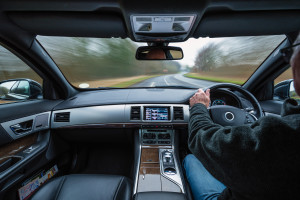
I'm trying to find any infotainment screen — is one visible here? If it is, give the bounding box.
[144,107,170,121]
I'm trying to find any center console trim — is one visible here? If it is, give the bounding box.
[134,127,185,194]
[159,148,185,193]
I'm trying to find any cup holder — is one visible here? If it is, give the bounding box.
[164,167,176,175]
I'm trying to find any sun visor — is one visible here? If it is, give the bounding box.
[194,10,300,38]
[7,12,127,38]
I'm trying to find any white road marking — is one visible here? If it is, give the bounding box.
[164,76,170,85]
[150,82,155,87]
[173,74,209,88]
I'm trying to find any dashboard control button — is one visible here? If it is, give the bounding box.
[143,133,156,139]
[144,140,156,144]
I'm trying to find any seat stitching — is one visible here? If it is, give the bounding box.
[113,176,125,200]
[54,176,66,200]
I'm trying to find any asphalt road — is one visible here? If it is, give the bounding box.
[131,74,217,88]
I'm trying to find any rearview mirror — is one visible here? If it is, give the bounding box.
[136,46,183,60]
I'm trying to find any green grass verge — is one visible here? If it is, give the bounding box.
[184,73,244,85]
[111,75,161,88]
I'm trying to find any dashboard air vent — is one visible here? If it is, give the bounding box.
[131,106,141,120]
[173,107,184,120]
[54,112,70,122]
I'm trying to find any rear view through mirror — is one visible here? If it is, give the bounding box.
[136,46,183,60]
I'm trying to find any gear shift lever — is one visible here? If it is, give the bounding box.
[162,150,176,175]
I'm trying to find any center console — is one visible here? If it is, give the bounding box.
[134,124,186,196]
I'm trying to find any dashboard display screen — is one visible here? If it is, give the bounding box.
[144,107,169,121]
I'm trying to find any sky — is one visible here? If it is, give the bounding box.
[171,38,221,67]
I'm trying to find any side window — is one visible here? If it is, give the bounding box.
[0,45,43,104]
[274,67,299,102]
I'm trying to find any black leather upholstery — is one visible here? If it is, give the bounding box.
[134,192,186,200]
[30,174,132,200]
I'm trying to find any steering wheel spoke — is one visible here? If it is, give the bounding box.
[209,105,248,126]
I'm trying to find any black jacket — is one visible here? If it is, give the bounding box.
[188,99,300,200]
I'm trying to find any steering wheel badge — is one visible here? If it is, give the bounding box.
[225,112,234,121]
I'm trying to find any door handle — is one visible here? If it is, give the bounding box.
[10,120,33,135]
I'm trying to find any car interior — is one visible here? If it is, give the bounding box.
[0,0,299,200]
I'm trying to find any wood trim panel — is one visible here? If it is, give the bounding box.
[139,148,160,175]
[0,133,37,164]
[141,148,159,163]
[139,163,160,174]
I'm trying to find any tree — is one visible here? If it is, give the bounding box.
[193,42,221,72]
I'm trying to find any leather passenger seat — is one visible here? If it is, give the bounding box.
[29,174,132,200]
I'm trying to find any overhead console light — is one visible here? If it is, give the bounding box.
[132,15,195,33]
[131,15,196,42]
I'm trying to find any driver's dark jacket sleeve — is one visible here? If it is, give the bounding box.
[188,99,300,200]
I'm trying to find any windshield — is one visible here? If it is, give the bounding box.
[37,35,286,89]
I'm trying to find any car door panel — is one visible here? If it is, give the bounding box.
[0,100,62,122]
[0,130,51,196]
[0,126,13,146]
[0,133,37,172]
[0,100,63,198]
[1,112,50,140]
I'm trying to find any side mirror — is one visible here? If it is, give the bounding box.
[29,82,43,99]
[136,46,183,60]
[0,81,15,96]
[0,80,18,100]
[0,79,42,101]
[289,81,300,102]
[274,79,293,100]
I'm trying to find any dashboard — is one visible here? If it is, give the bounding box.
[51,104,190,129]
[0,88,257,140]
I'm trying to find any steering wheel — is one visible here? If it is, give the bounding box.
[205,83,263,126]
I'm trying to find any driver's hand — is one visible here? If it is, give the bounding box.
[190,89,210,108]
